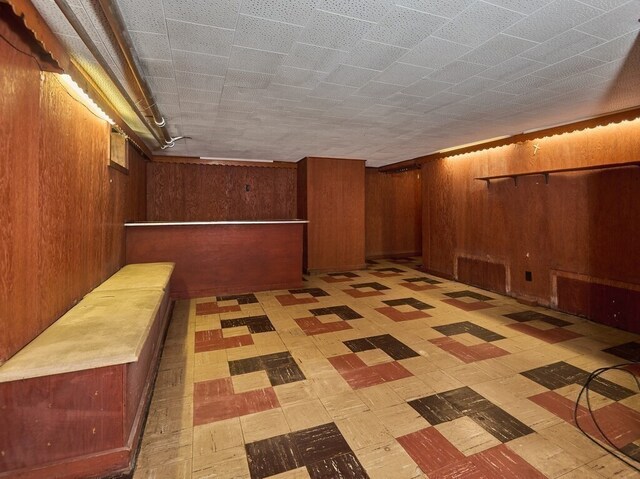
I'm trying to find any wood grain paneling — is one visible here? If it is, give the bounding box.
[126,224,304,298]
[147,162,296,221]
[365,168,421,258]
[298,157,366,273]
[422,118,640,329]
[0,11,145,363]
[125,144,147,222]
[457,257,507,294]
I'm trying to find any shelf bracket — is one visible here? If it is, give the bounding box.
[481,178,491,187]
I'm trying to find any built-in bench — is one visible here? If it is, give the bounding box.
[0,262,175,479]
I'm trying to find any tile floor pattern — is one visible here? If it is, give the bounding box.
[133,258,640,479]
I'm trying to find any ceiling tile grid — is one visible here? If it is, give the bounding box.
[31,0,640,164]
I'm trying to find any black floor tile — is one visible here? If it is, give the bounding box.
[383,297,434,311]
[440,387,493,415]
[468,406,534,442]
[246,434,302,479]
[217,293,259,305]
[221,315,275,333]
[289,288,330,297]
[620,443,640,461]
[503,310,572,327]
[292,423,351,464]
[445,290,494,301]
[307,452,370,479]
[229,356,264,376]
[603,342,640,362]
[344,338,377,353]
[266,363,307,386]
[310,305,363,320]
[375,267,405,273]
[408,394,463,425]
[368,334,420,360]
[588,376,636,401]
[433,321,504,342]
[405,276,442,285]
[350,282,390,291]
[328,272,359,278]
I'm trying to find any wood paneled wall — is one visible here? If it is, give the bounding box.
[365,168,421,258]
[298,157,366,273]
[0,11,146,363]
[125,145,148,222]
[422,118,640,326]
[147,161,296,221]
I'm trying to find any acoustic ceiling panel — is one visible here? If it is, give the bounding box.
[32,0,640,165]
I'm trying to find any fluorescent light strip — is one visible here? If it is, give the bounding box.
[199,157,274,163]
[58,74,115,125]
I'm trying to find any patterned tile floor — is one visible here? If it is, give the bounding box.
[133,258,640,479]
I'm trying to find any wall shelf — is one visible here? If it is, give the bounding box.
[475,161,639,186]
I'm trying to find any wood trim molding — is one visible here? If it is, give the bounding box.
[152,156,297,168]
[380,107,640,172]
[2,0,70,71]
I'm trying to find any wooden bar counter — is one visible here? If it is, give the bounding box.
[125,221,307,298]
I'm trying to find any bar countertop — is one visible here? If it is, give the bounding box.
[125,220,309,226]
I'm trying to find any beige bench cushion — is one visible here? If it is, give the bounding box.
[91,262,174,292]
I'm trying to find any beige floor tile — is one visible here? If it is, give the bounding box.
[192,446,249,478]
[225,344,260,361]
[231,370,272,393]
[444,362,501,385]
[133,459,192,479]
[356,381,403,409]
[320,390,370,420]
[454,332,486,346]
[358,348,394,366]
[193,418,243,458]
[387,376,435,401]
[145,396,194,436]
[507,432,584,478]
[309,371,352,397]
[556,383,614,410]
[240,408,290,443]
[374,403,430,437]
[137,428,193,470]
[195,315,221,332]
[282,398,332,432]
[417,370,464,393]
[269,467,311,478]
[499,399,564,432]
[538,422,608,465]
[274,379,317,406]
[557,465,606,478]
[586,453,640,478]
[336,410,394,450]
[354,439,421,479]
[398,356,440,376]
[436,416,501,456]
[471,375,548,406]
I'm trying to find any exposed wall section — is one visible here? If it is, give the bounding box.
[365,168,421,258]
[422,118,640,331]
[147,161,297,221]
[0,11,145,363]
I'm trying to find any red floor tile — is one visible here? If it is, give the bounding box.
[341,367,384,389]
[401,282,439,292]
[320,276,354,283]
[528,391,589,425]
[295,316,353,336]
[194,377,235,398]
[344,289,384,298]
[276,294,319,306]
[371,361,413,382]
[194,395,239,425]
[442,298,495,312]
[471,444,545,478]
[371,271,403,278]
[429,459,487,479]
[375,306,430,322]
[430,337,480,363]
[397,427,465,475]
[237,388,280,416]
[195,329,254,352]
[507,323,582,344]
[468,342,510,361]
[196,302,241,315]
[329,353,369,373]
[579,401,640,448]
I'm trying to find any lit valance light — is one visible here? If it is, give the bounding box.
[58,73,115,125]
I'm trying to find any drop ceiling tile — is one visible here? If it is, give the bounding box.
[166,19,233,56]
[379,92,426,107]
[115,0,166,34]
[460,34,538,66]
[585,59,624,78]
[479,57,546,82]
[178,88,221,104]
[578,0,631,9]
[325,106,365,119]
[140,58,174,78]
[447,76,504,95]
[344,40,408,71]
[356,81,403,98]
[162,0,240,29]
[172,49,228,76]
[220,86,265,103]
[180,101,217,114]
[174,71,225,92]
[324,64,379,87]
[128,31,172,61]
[241,0,317,26]
[273,66,327,88]
[316,0,392,22]
[582,31,638,62]
[482,0,554,14]
[429,61,488,83]
[576,1,640,40]
[394,0,474,18]
[265,83,313,101]
[402,78,453,97]
[535,55,606,80]
[154,92,180,105]
[233,14,302,54]
[373,62,433,86]
[225,69,274,89]
[298,9,374,50]
[505,0,602,43]
[156,102,181,116]
[218,99,259,112]
[303,97,342,109]
[228,46,285,74]
[520,29,605,64]
[364,6,448,48]
[309,82,359,100]
[147,76,178,93]
[399,36,472,68]
[541,73,609,93]
[420,91,469,108]
[31,0,78,36]
[492,75,551,93]
[283,42,348,72]
[434,2,524,47]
